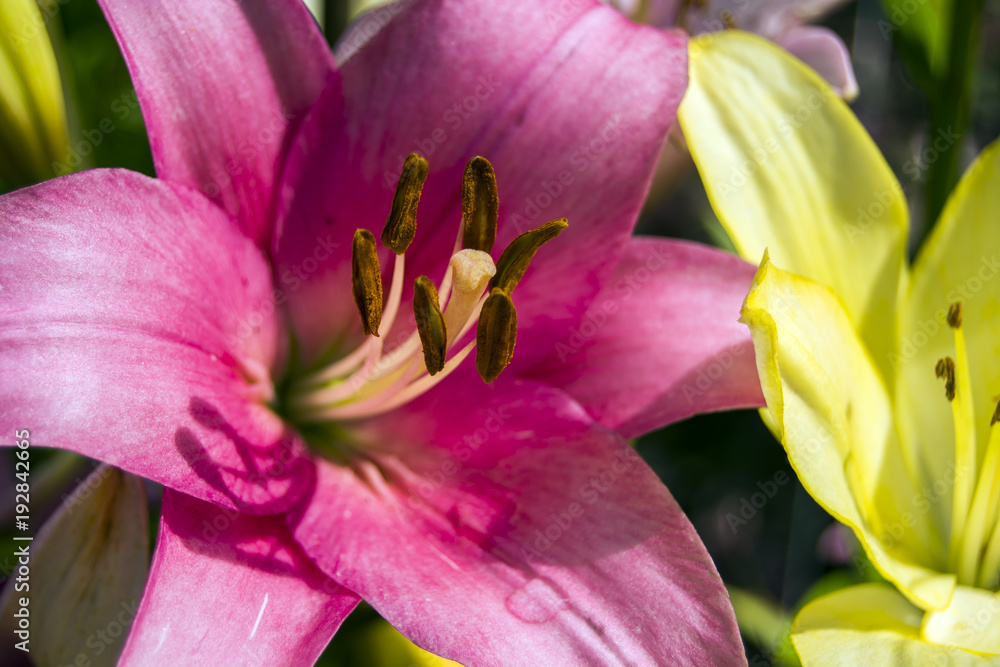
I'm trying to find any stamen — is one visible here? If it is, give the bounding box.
[936,357,956,401]
[289,156,567,430]
[366,251,495,385]
[351,229,383,337]
[329,340,476,420]
[940,308,978,575]
[979,413,1000,587]
[462,156,498,253]
[476,288,517,383]
[964,400,1000,587]
[299,253,405,391]
[383,153,428,254]
[489,218,568,294]
[948,302,963,329]
[413,276,447,376]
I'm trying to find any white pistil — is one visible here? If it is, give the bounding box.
[443,250,495,335]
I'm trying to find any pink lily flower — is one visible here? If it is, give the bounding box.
[0,0,763,664]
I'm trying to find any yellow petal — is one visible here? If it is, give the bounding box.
[741,257,954,609]
[792,584,991,666]
[0,0,69,186]
[897,138,1000,549]
[679,31,908,385]
[922,585,1000,655]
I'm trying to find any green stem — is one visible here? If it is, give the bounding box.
[920,0,983,246]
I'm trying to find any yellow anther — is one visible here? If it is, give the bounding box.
[413,276,447,375]
[489,218,568,294]
[383,153,428,254]
[351,229,383,337]
[462,156,499,253]
[476,288,517,383]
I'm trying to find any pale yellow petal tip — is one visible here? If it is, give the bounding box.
[738,248,773,323]
[841,79,860,104]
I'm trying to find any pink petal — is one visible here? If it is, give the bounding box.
[0,170,311,513]
[288,376,745,665]
[121,489,359,666]
[274,0,687,365]
[97,0,334,247]
[778,26,859,100]
[525,238,764,438]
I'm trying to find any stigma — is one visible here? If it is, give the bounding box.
[286,154,566,423]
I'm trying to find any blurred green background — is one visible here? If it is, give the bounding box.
[3,0,1000,664]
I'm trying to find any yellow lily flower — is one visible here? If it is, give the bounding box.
[678,31,1000,664]
[0,0,70,188]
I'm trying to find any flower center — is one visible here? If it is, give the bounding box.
[933,302,1000,590]
[282,154,566,424]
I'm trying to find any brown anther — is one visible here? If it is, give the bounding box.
[382,153,429,254]
[947,302,963,329]
[476,288,517,383]
[462,156,499,253]
[351,229,383,337]
[936,357,956,401]
[413,276,447,375]
[489,218,568,295]
[992,401,1000,426]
